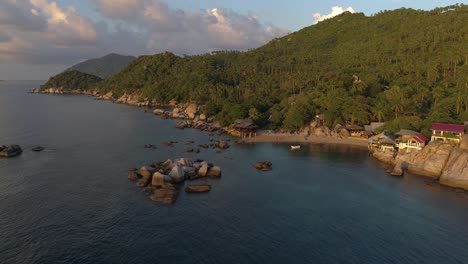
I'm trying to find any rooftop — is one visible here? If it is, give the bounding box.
[430,123,465,134]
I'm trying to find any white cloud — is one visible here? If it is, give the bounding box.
[0,0,289,70]
[313,6,355,24]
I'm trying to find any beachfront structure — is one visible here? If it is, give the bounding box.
[430,123,465,144]
[368,132,396,152]
[395,129,428,152]
[345,124,365,137]
[231,119,258,138]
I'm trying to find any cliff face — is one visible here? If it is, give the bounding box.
[395,143,454,178]
[440,148,468,189]
[439,136,468,189]
[371,136,468,190]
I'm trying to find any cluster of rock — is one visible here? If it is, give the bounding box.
[0,145,23,157]
[128,158,222,204]
[37,88,227,135]
[298,120,355,138]
[37,87,101,96]
[371,137,468,190]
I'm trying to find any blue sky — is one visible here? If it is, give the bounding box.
[56,0,463,30]
[0,0,465,80]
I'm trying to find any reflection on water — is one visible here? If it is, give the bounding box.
[1,81,468,264]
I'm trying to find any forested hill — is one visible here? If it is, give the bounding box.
[67,53,135,78]
[52,5,468,132]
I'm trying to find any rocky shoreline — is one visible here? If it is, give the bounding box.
[35,87,468,191]
[371,137,468,190]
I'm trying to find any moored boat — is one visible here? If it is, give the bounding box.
[290,145,301,150]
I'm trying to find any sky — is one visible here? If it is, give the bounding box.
[0,0,464,80]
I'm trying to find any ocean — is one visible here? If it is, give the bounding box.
[1,80,468,264]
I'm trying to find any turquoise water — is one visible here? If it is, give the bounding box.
[1,81,468,264]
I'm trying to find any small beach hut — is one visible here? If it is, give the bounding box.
[231,119,258,138]
[368,132,396,152]
[345,124,365,137]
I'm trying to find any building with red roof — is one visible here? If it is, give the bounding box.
[430,123,465,144]
[396,129,428,152]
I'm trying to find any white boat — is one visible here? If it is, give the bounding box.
[290,145,301,150]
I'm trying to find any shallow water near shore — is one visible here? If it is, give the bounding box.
[1,81,468,264]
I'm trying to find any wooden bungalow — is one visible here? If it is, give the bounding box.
[430,123,465,144]
[395,129,428,152]
[368,132,396,152]
[231,119,258,138]
[345,124,365,137]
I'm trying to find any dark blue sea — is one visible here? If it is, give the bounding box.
[1,80,468,264]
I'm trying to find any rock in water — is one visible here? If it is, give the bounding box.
[168,165,185,183]
[152,172,166,187]
[150,184,178,204]
[215,140,229,149]
[253,161,272,171]
[139,166,156,178]
[185,185,211,193]
[128,171,139,181]
[32,146,45,152]
[0,145,23,157]
[390,163,404,177]
[206,166,222,178]
[198,163,209,177]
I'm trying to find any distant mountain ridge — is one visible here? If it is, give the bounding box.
[67,53,135,78]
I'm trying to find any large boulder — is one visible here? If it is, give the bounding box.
[184,103,198,117]
[168,165,185,183]
[153,109,165,115]
[139,166,156,179]
[185,185,211,193]
[183,166,197,179]
[440,147,468,190]
[395,142,454,178]
[372,150,395,164]
[199,114,207,121]
[390,163,404,177]
[198,163,209,177]
[176,158,194,167]
[0,145,23,157]
[152,172,167,187]
[206,166,222,178]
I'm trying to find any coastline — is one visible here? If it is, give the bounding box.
[240,131,369,148]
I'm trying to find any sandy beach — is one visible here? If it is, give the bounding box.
[241,131,369,148]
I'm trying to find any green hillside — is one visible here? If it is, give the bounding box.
[52,5,468,132]
[67,53,135,78]
[41,70,102,90]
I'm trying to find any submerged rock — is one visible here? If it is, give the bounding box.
[185,185,211,193]
[150,184,178,204]
[253,161,272,171]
